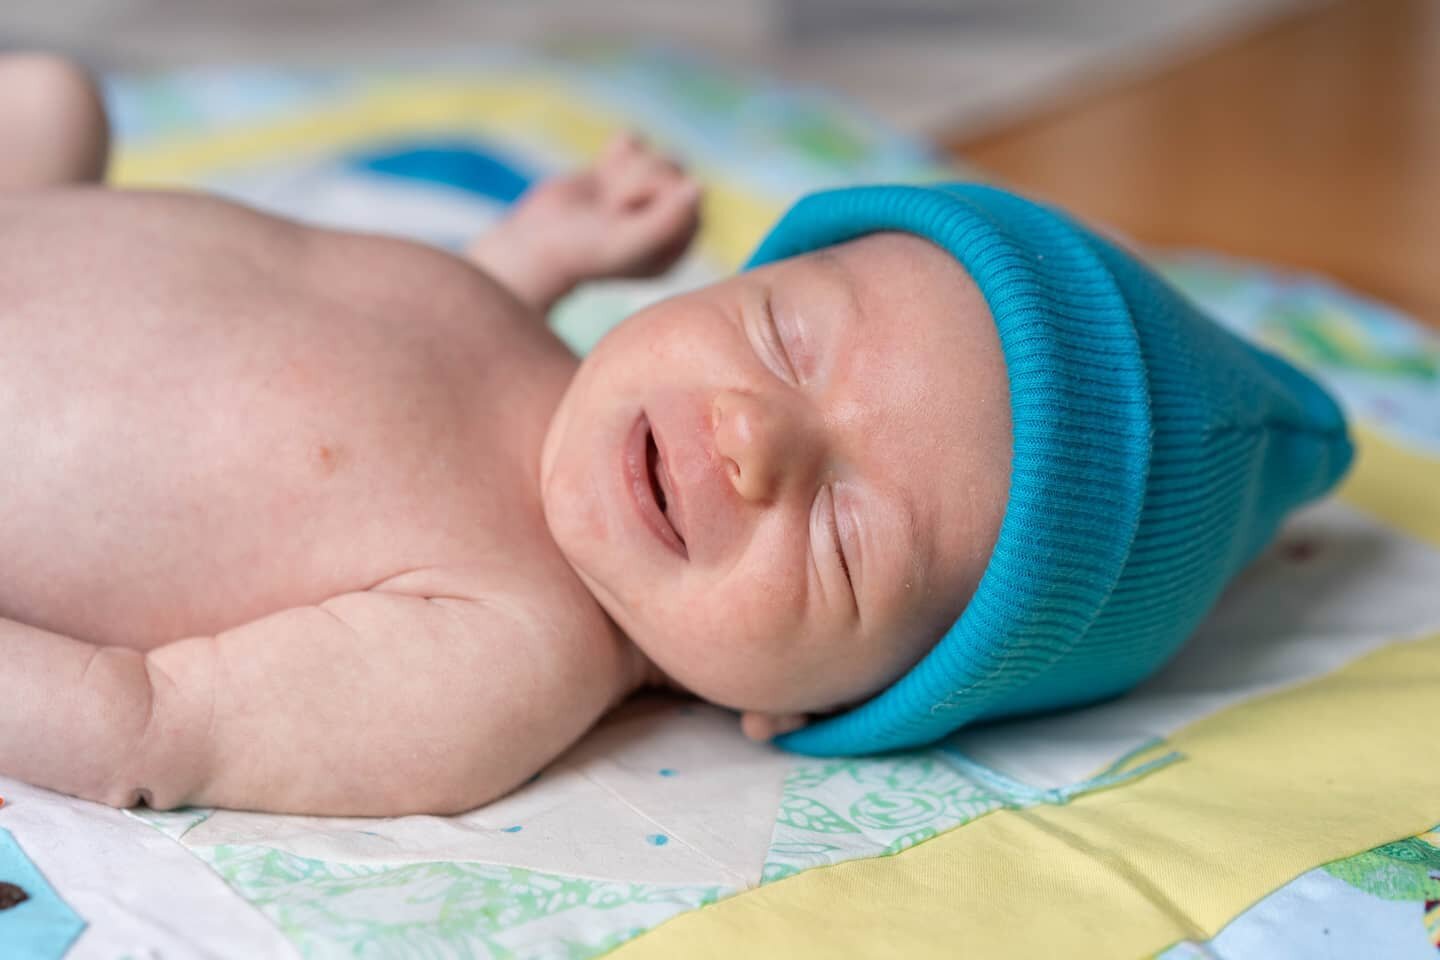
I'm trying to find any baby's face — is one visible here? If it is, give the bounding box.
[541,233,1011,719]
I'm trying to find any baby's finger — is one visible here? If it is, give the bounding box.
[599,129,644,168]
[600,130,684,178]
[610,178,702,275]
[740,711,810,742]
[603,147,687,212]
[656,151,685,179]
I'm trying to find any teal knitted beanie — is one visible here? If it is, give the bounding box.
[744,183,1353,757]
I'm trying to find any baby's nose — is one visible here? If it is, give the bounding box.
[712,390,815,503]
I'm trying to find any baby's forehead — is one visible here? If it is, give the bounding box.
[743,232,996,404]
[759,233,984,329]
[787,233,992,363]
[813,231,974,286]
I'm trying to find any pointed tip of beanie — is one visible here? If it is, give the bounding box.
[1249,342,1355,503]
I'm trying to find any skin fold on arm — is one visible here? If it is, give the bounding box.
[0,589,642,816]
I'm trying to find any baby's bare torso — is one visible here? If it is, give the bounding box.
[0,188,582,648]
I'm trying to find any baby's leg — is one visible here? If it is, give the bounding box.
[0,53,110,188]
[468,132,700,314]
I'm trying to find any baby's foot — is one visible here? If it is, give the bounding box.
[469,132,701,312]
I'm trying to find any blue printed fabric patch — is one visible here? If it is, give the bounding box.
[0,829,86,960]
[349,139,535,203]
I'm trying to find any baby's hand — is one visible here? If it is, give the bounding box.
[469,132,701,312]
[542,132,701,281]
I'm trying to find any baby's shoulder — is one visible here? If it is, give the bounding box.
[299,219,536,329]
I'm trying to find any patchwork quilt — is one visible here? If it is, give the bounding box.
[1,46,1437,960]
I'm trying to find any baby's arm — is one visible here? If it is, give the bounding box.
[0,53,109,188]
[467,133,700,315]
[0,590,636,815]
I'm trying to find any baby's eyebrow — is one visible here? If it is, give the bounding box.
[895,493,927,598]
[808,249,867,336]
[811,250,856,298]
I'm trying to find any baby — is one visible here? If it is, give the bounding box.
[0,54,1353,818]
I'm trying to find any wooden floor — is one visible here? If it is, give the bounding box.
[951,0,1440,327]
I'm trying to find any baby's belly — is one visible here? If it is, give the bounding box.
[0,194,553,646]
[2,329,485,646]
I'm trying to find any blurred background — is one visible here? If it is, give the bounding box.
[0,0,1310,133]
[2,0,1437,320]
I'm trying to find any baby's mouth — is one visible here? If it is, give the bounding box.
[646,426,686,548]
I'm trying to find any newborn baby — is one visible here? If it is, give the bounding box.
[0,55,1352,817]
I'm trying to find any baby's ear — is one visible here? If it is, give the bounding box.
[739,711,809,742]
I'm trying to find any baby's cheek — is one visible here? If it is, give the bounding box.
[642,605,786,709]
[718,624,826,711]
[543,455,608,563]
[646,519,810,707]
